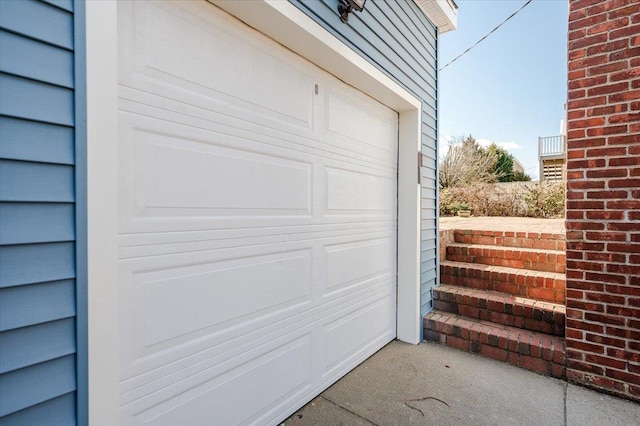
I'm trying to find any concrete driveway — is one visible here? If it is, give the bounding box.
[282,341,639,426]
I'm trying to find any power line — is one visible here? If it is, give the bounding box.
[439,0,533,72]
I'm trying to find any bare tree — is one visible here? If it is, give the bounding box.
[439,135,498,188]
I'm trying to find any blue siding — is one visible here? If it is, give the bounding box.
[0,393,76,426]
[0,242,76,287]
[0,318,76,374]
[0,0,74,49]
[0,160,75,202]
[0,30,74,88]
[0,355,76,416]
[43,0,74,13]
[0,74,75,125]
[289,0,440,322]
[0,203,75,245]
[0,117,75,164]
[0,0,81,422]
[0,280,76,331]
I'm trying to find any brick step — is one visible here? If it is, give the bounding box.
[433,285,565,336]
[440,260,565,304]
[423,311,565,378]
[453,229,565,251]
[446,243,566,273]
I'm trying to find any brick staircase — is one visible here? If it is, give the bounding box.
[424,228,567,378]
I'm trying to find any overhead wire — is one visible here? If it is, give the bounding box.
[438,0,534,72]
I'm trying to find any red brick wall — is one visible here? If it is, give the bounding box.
[565,0,640,401]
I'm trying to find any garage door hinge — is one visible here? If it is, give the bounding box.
[418,152,423,185]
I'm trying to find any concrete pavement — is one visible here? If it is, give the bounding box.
[282,341,639,426]
[439,216,565,235]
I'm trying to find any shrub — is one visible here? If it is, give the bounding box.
[512,171,532,182]
[439,136,498,188]
[439,181,565,218]
[439,188,470,216]
[524,181,565,218]
[439,136,532,188]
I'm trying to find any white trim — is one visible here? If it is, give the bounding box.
[397,110,423,344]
[211,0,423,344]
[86,1,119,423]
[414,0,458,34]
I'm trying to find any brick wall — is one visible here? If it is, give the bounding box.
[565,0,640,401]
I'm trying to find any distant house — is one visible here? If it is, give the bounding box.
[512,156,525,174]
[539,135,566,181]
[539,117,567,181]
[0,0,457,424]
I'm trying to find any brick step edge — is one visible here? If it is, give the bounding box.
[440,260,566,304]
[433,285,565,336]
[452,229,566,251]
[446,243,566,274]
[424,311,566,379]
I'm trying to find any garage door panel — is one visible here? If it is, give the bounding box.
[325,166,395,214]
[323,296,395,376]
[118,311,316,403]
[118,1,398,423]
[118,109,395,234]
[123,334,314,426]
[116,106,396,210]
[119,284,393,411]
[139,249,312,347]
[118,113,317,233]
[130,129,312,216]
[324,87,398,164]
[317,230,396,300]
[150,337,311,426]
[117,91,395,212]
[120,1,314,130]
[323,276,396,305]
[117,82,317,154]
[118,241,316,367]
[325,237,394,291]
[119,236,393,377]
[118,269,393,384]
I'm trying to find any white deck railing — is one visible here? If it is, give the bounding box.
[538,135,566,158]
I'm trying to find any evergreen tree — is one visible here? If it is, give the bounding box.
[486,143,514,182]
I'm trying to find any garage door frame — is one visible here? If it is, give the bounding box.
[84,1,423,423]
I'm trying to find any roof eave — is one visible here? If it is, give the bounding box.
[413,0,458,34]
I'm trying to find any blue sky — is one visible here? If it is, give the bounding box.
[438,0,568,180]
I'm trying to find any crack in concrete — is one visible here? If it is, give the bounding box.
[321,396,379,426]
[407,396,450,408]
[403,402,426,417]
[404,396,450,419]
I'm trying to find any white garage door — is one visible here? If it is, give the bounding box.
[117,1,398,424]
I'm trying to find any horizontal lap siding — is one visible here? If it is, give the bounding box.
[288,0,439,320]
[0,0,79,423]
